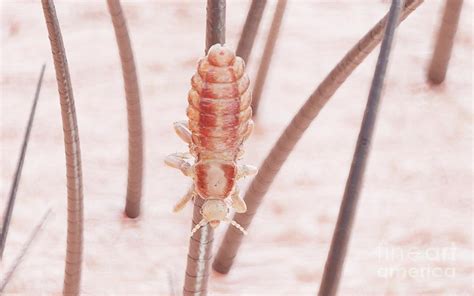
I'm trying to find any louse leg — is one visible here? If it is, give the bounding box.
[165,153,194,177]
[237,148,245,159]
[237,164,258,179]
[173,121,192,144]
[242,120,254,141]
[230,188,247,213]
[236,121,254,159]
[173,186,195,213]
[174,151,193,159]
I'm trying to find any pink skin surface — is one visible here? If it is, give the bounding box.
[1,1,472,295]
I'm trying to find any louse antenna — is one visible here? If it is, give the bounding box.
[190,219,207,236]
[0,64,46,260]
[190,219,247,236]
[227,219,248,235]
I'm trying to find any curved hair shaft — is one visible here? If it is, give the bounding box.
[213,0,424,275]
[205,0,226,52]
[41,0,84,294]
[106,0,144,218]
[236,0,267,63]
[427,0,463,84]
[319,0,404,294]
[251,0,287,117]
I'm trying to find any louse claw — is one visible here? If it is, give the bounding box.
[230,189,247,213]
[173,121,192,144]
[237,164,258,179]
[164,153,194,177]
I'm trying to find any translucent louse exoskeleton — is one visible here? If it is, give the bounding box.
[165,44,257,235]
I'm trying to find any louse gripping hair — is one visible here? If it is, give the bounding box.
[166,44,257,235]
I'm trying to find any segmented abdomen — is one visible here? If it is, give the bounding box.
[187,44,252,161]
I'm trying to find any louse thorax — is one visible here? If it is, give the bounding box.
[193,159,237,200]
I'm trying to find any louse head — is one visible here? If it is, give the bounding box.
[207,43,235,67]
[190,199,248,236]
[201,199,228,228]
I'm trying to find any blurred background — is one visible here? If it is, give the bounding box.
[1,0,472,295]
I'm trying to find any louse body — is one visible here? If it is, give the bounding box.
[166,44,257,235]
